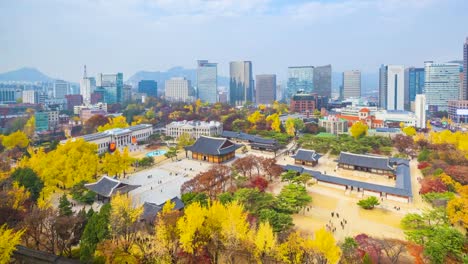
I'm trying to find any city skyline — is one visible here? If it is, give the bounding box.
[1,0,467,82]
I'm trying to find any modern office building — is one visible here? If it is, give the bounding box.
[448,100,468,123]
[229,61,254,106]
[53,80,69,99]
[463,37,468,100]
[405,67,425,111]
[197,60,217,104]
[96,73,123,104]
[80,65,96,104]
[415,94,426,128]
[379,65,405,110]
[22,90,38,104]
[138,80,158,97]
[424,62,460,112]
[166,120,223,139]
[35,112,49,132]
[165,77,192,102]
[255,74,276,105]
[65,94,83,111]
[287,66,314,96]
[289,92,328,113]
[342,70,361,99]
[313,65,332,97]
[0,85,23,104]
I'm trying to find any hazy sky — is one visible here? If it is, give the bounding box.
[1,0,467,82]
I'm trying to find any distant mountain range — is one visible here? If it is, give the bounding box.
[126,66,230,90]
[0,67,54,82]
[0,66,379,95]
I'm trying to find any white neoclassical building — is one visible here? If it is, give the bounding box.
[166,120,222,139]
[62,124,153,154]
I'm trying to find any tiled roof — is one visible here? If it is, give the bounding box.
[292,149,322,162]
[85,176,140,198]
[338,152,394,171]
[142,197,185,222]
[283,163,412,197]
[185,136,241,155]
[221,131,277,145]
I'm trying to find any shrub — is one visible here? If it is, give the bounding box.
[418,162,430,170]
[357,196,380,209]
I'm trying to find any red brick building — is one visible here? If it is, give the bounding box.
[290,93,327,113]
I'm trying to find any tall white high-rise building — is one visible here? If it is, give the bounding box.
[53,80,69,99]
[342,70,361,99]
[415,94,426,128]
[230,61,254,106]
[165,77,192,102]
[379,65,405,110]
[424,62,460,112]
[197,60,217,104]
[80,65,96,104]
[22,90,38,104]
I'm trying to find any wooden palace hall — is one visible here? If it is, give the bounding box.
[185,136,242,163]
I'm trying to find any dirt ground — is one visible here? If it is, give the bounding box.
[270,151,430,242]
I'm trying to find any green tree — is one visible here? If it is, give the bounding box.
[164,147,178,161]
[401,208,465,264]
[80,204,111,263]
[258,209,294,233]
[276,184,311,214]
[58,194,73,216]
[11,167,44,202]
[177,132,195,150]
[357,196,380,209]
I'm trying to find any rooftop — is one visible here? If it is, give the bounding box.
[283,162,412,197]
[185,136,242,155]
[292,149,322,162]
[85,176,140,198]
[222,131,277,145]
[338,152,394,171]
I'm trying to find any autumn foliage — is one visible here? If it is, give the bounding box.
[419,177,448,194]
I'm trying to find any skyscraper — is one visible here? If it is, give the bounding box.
[405,67,425,111]
[138,80,158,97]
[229,61,253,106]
[80,65,96,104]
[379,65,405,110]
[165,77,192,102]
[342,70,361,99]
[96,73,123,104]
[424,61,460,112]
[287,66,314,96]
[415,94,426,128]
[53,80,69,99]
[23,90,38,104]
[197,60,217,104]
[255,74,276,105]
[313,65,332,97]
[463,37,468,100]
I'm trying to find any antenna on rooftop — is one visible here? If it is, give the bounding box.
[83,65,87,79]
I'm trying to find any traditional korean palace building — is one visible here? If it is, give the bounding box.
[284,157,412,203]
[61,124,153,154]
[185,136,242,163]
[291,149,322,167]
[85,176,140,203]
[142,197,185,223]
[337,152,396,178]
[221,131,281,152]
